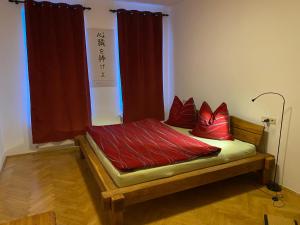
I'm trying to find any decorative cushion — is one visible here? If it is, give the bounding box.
[165,96,197,129]
[191,101,233,140]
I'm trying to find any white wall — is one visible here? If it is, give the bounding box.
[0,1,32,156]
[0,0,172,157]
[171,0,300,193]
[0,11,6,167]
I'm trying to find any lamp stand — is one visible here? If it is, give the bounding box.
[252,92,285,196]
[267,182,281,193]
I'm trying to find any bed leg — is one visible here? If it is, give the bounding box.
[110,194,125,225]
[79,149,85,159]
[74,136,85,159]
[74,137,80,147]
[261,156,275,185]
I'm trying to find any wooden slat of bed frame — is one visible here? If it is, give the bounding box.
[75,136,117,192]
[102,152,269,206]
[231,116,264,134]
[231,116,264,146]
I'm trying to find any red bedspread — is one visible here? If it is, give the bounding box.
[88,119,221,171]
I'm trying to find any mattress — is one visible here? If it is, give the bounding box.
[88,119,221,171]
[86,125,256,187]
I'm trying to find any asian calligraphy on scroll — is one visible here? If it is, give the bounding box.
[87,28,116,87]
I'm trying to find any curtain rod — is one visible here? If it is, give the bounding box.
[109,9,168,17]
[8,0,91,10]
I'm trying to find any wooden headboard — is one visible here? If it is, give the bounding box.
[230,116,264,147]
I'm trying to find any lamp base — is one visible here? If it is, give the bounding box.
[267,182,282,192]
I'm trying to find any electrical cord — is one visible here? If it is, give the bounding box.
[251,182,285,208]
[272,192,285,208]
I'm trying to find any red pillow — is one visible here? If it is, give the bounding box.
[191,102,233,140]
[165,96,197,129]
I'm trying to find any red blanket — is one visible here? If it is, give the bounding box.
[88,119,221,171]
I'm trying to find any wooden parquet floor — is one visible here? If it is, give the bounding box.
[0,148,300,225]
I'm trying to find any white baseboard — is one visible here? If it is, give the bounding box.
[6,149,37,156]
[5,144,77,158]
[4,139,75,157]
[36,139,74,149]
[0,151,6,171]
[283,185,300,196]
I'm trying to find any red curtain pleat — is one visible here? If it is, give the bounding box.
[25,0,91,144]
[117,10,165,123]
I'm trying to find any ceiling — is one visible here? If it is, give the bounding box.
[116,0,181,6]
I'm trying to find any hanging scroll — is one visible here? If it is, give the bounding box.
[87,28,116,87]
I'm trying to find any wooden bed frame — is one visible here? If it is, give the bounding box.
[74,116,275,225]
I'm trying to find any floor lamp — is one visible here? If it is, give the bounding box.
[251,92,285,193]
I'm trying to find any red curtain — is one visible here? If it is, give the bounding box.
[25,0,91,144]
[117,10,165,123]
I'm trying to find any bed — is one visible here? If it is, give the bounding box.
[75,116,275,225]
